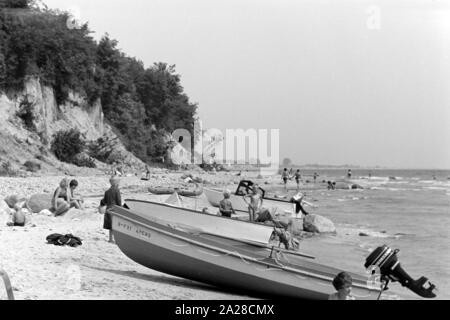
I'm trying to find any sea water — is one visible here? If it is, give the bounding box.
[267,169,450,300]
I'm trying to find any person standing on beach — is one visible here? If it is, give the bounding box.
[347,169,352,179]
[145,165,150,180]
[294,169,302,190]
[313,172,319,183]
[290,192,316,217]
[101,176,122,243]
[243,185,263,222]
[282,168,289,190]
[50,178,71,216]
[219,190,235,218]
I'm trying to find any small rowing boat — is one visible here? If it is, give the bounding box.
[148,185,203,197]
[109,205,383,299]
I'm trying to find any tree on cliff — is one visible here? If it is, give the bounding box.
[0,3,197,164]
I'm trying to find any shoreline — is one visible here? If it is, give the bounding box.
[0,173,439,300]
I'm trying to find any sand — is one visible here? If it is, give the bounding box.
[0,171,404,300]
[0,172,275,300]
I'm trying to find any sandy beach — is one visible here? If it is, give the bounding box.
[2,170,443,300]
[0,172,262,300]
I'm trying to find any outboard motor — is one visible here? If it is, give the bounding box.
[365,245,436,298]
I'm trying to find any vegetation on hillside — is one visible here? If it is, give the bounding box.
[0,0,197,164]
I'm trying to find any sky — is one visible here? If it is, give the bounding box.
[43,0,450,169]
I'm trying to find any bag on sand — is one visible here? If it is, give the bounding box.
[46,233,83,247]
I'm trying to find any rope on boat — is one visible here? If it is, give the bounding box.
[165,240,189,248]
[255,267,285,272]
[196,249,222,257]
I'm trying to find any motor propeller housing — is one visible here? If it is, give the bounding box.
[365,245,436,299]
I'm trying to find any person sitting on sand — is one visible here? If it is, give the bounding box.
[329,272,356,300]
[101,176,122,243]
[219,190,236,218]
[69,179,83,209]
[6,203,27,227]
[50,178,71,216]
[243,185,263,222]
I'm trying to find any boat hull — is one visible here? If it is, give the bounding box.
[110,206,381,300]
[148,186,203,197]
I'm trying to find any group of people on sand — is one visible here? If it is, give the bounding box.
[6,178,83,227]
[6,174,122,244]
[281,168,320,190]
[52,175,123,244]
[50,178,84,216]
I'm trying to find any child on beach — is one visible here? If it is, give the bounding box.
[329,272,356,300]
[50,178,71,216]
[101,176,122,243]
[219,190,235,218]
[6,203,27,227]
[69,179,84,209]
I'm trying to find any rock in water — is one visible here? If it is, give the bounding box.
[303,214,336,234]
[26,193,53,213]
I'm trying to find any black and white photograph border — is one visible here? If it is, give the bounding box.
[0,0,449,306]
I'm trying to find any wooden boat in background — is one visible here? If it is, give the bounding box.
[125,199,273,245]
[148,185,203,197]
[109,205,383,299]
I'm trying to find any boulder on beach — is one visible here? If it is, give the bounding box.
[26,193,53,213]
[4,195,26,209]
[303,214,336,234]
[334,182,363,190]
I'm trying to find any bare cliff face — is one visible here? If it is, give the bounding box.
[0,77,145,175]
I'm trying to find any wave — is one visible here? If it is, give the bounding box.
[370,186,422,192]
[337,225,404,239]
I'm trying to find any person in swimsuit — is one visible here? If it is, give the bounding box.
[219,190,235,218]
[51,178,71,216]
[294,169,302,190]
[282,168,289,190]
[313,172,319,183]
[69,180,83,209]
[243,185,263,222]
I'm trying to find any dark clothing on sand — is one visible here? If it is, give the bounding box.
[102,187,122,230]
